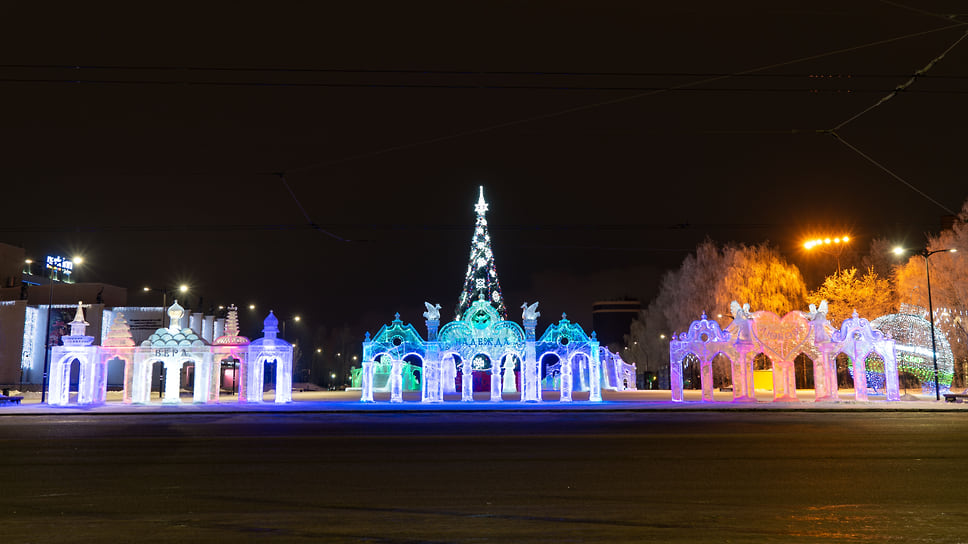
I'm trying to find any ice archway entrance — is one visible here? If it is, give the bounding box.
[670,302,900,403]
[361,299,635,403]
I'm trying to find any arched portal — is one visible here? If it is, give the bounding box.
[441,353,461,394]
[220,356,240,394]
[711,353,732,391]
[106,357,126,390]
[539,352,561,391]
[150,360,165,401]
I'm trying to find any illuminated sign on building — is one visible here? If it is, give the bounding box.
[45,255,75,282]
[46,255,74,275]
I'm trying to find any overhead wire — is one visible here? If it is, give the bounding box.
[283,21,968,173]
[825,27,968,216]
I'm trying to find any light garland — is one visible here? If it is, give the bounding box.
[20,306,38,370]
[870,307,954,394]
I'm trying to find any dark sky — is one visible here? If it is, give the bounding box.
[2,1,967,339]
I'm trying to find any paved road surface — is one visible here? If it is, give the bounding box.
[1,411,965,543]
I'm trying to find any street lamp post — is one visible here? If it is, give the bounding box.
[804,235,851,274]
[39,275,56,404]
[40,255,84,403]
[144,284,189,326]
[143,284,188,398]
[895,246,957,401]
[921,248,956,401]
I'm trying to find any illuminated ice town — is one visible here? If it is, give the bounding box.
[0,187,959,407]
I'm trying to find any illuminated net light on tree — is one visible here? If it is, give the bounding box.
[455,186,507,321]
[871,304,954,394]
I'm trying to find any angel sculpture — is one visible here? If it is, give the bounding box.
[728,300,754,342]
[521,301,540,321]
[804,300,831,343]
[422,302,442,321]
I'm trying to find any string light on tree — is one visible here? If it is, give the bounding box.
[456,186,507,320]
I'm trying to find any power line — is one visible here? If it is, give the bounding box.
[4,76,968,94]
[0,220,941,234]
[4,63,968,79]
[832,29,968,131]
[283,21,968,174]
[825,29,968,215]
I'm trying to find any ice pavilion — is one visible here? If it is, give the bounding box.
[47,301,293,406]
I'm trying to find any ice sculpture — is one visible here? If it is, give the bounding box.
[670,302,900,403]
[461,357,473,401]
[48,301,98,406]
[213,305,250,402]
[130,301,212,404]
[101,311,136,404]
[560,354,573,402]
[502,357,517,393]
[245,311,293,403]
[358,188,635,404]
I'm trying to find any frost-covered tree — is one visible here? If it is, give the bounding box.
[624,240,807,386]
[809,267,894,327]
[718,243,808,317]
[861,237,899,282]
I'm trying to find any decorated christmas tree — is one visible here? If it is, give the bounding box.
[456,186,507,320]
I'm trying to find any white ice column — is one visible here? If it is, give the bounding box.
[276,355,292,403]
[701,359,714,402]
[189,313,202,334]
[490,361,502,401]
[461,359,473,402]
[48,357,70,406]
[390,359,403,402]
[852,354,869,402]
[131,359,150,404]
[588,338,600,402]
[245,359,265,402]
[772,360,798,402]
[671,358,684,402]
[193,354,218,404]
[522,320,541,402]
[202,316,215,343]
[884,349,900,402]
[560,357,573,402]
[589,345,602,402]
[77,359,99,405]
[813,348,839,402]
[163,362,181,403]
[423,359,442,402]
[361,361,374,402]
[731,347,756,402]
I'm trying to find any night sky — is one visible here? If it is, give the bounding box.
[3,2,967,339]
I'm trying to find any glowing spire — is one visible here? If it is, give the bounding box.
[474,185,489,216]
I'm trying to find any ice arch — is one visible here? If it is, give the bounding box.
[670,302,900,403]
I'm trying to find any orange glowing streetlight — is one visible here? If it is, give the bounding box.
[803,234,851,273]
